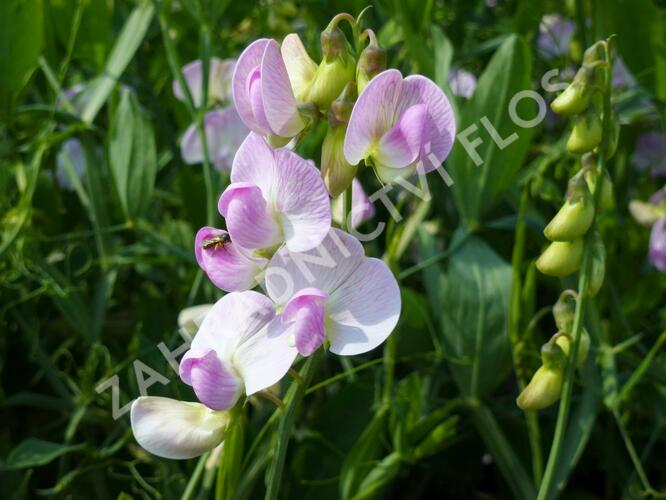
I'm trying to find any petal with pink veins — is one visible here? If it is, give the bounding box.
[179,350,242,410]
[282,288,329,356]
[375,103,428,169]
[218,183,282,250]
[233,39,272,135]
[195,227,267,292]
[261,39,305,137]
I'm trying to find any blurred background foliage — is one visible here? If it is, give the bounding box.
[1,0,665,498]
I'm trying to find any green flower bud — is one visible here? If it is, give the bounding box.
[544,174,594,241]
[551,66,594,116]
[552,290,576,333]
[554,330,591,368]
[536,238,584,277]
[357,31,386,95]
[517,364,564,411]
[586,230,606,297]
[567,109,602,154]
[308,28,356,111]
[583,154,615,211]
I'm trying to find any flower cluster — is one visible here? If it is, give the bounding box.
[131,12,455,460]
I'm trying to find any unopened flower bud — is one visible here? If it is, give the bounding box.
[554,330,591,368]
[536,238,584,276]
[586,230,606,297]
[583,154,614,211]
[322,125,357,198]
[551,66,593,116]
[357,32,386,95]
[567,109,602,154]
[517,365,564,410]
[308,27,355,110]
[553,290,576,333]
[544,173,594,241]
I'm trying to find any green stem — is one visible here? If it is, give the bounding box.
[216,405,246,500]
[509,186,543,485]
[536,38,614,500]
[265,353,320,500]
[181,453,208,500]
[343,183,353,232]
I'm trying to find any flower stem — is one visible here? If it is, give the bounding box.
[343,183,353,232]
[264,352,320,500]
[216,405,246,500]
[536,37,614,500]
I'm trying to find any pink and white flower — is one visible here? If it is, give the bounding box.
[265,229,401,356]
[180,107,249,171]
[173,57,236,107]
[344,69,455,183]
[131,291,297,459]
[232,36,316,139]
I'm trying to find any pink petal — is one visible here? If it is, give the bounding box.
[247,66,273,132]
[180,122,204,165]
[400,75,456,173]
[218,182,282,250]
[265,228,364,304]
[261,39,305,137]
[231,133,277,195]
[233,39,273,135]
[195,227,267,292]
[376,103,427,169]
[326,258,401,355]
[282,288,329,356]
[179,350,242,410]
[281,33,317,101]
[351,179,375,227]
[272,148,331,252]
[174,60,205,107]
[344,69,404,166]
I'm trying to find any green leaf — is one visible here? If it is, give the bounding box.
[108,89,157,220]
[1,439,85,470]
[349,452,402,500]
[441,229,513,398]
[0,0,44,115]
[81,1,155,123]
[447,34,534,226]
[339,408,388,500]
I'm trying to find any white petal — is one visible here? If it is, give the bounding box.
[326,258,401,355]
[130,397,228,459]
[177,304,214,337]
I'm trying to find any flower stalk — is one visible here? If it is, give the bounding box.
[536,36,615,500]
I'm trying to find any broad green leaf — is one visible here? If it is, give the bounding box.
[108,89,157,220]
[441,229,513,398]
[432,25,453,91]
[1,439,85,470]
[447,34,534,227]
[0,0,44,115]
[81,1,155,123]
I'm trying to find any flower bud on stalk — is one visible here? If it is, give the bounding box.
[552,290,576,333]
[567,108,603,154]
[308,26,356,111]
[554,330,591,368]
[536,238,584,276]
[357,30,387,95]
[517,343,567,410]
[544,173,595,241]
[321,82,358,197]
[551,65,594,116]
[583,153,615,211]
[586,230,606,297]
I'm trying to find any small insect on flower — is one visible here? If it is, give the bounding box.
[201,233,231,251]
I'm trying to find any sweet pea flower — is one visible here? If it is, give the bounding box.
[219,132,331,252]
[55,139,86,191]
[449,68,477,99]
[649,217,666,272]
[343,69,455,183]
[332,179,375,229]
[180,108,249,171]
[537,14,575,59]
[233,37,313,139]
[265,229,401,356]
[173,58,236,107]
[195,133,331,292]
[633,132,666,178]
[131,291,297,459]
